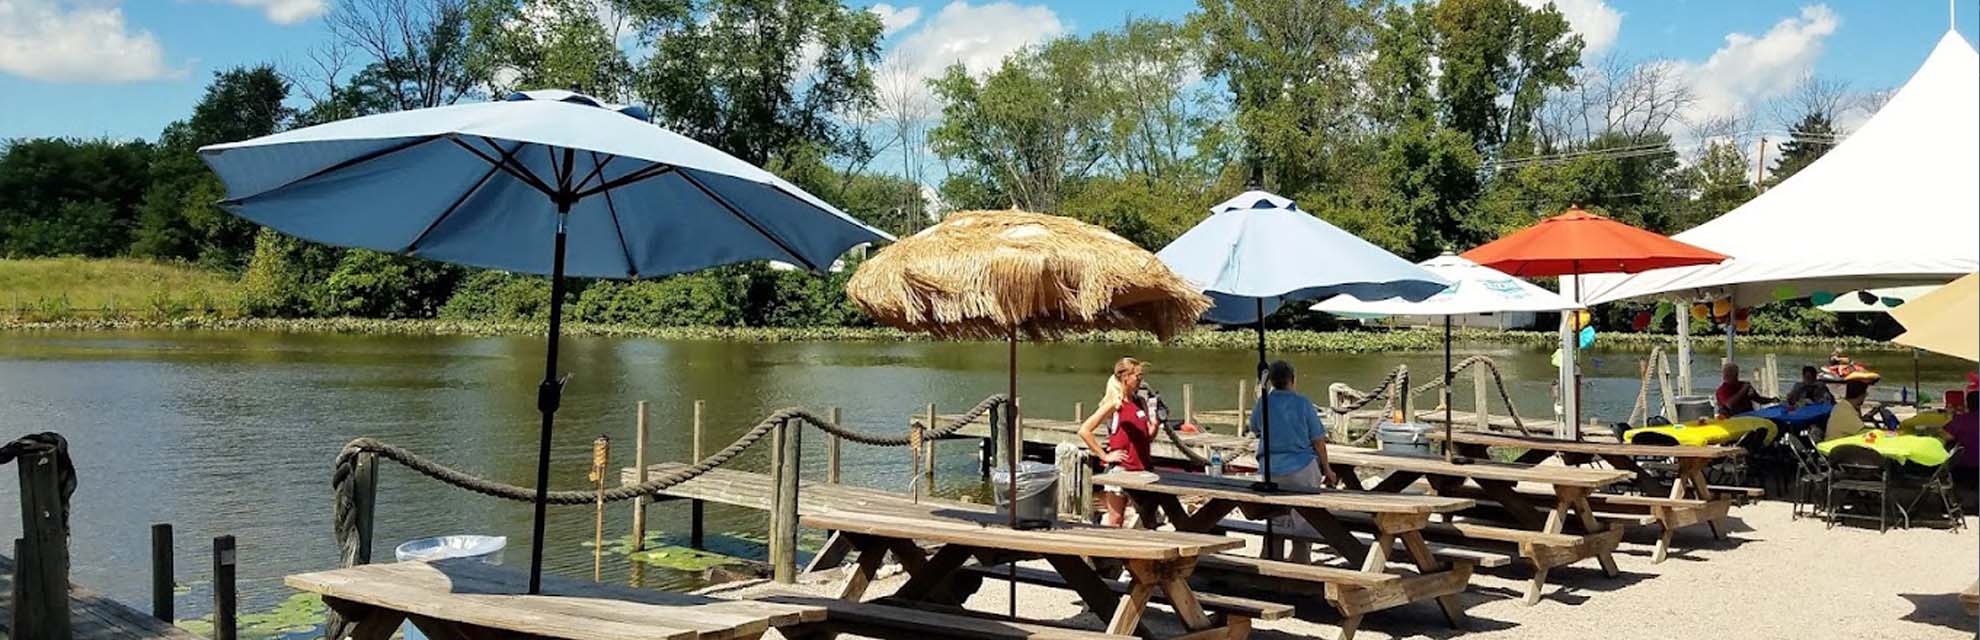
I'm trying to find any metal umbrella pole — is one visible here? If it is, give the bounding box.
[1006,329,1019,619]
[1252,298,1277,492]
[527,156,579,595]
[1444,316,1455,462]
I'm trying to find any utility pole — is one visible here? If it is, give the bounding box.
[1752,136,1768,192]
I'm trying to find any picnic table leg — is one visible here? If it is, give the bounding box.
[838,534,893,600]
[1134,558,1215,632]
[804,531,854,573]
[1678,460,1727,540]
[323,597,407,640]
[1601,454,1661,495]
[1171,499,1240,533]
[1107,563,1160,635]
[1523,503,1569,606]
[1043,555,1123,617]
[1295,507,1369,566]
[1564,490,1620,577]
[894,544,976,604]
[1373,514,1464,628]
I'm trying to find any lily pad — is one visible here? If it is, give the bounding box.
[627,545,748,572]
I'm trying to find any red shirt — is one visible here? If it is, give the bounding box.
[1716,381,1759,415]
[1106,396,1156,471]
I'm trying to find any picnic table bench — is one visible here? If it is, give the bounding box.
[286,558,828,640]
[805,504,1251,639]
[1324,448,1631,605]
[1425,430,1745,563]
[1091,470,1474,640]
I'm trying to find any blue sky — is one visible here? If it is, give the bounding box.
[0,0,1974,142]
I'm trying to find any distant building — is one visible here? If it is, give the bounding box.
[1351,311,1543,330]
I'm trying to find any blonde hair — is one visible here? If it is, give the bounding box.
[1104,357,1144,404]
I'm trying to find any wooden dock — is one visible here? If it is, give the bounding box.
[0,555,198,639]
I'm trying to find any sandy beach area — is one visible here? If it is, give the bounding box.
[713,500,1976,639]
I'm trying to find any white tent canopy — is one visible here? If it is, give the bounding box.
[1582,31,1979,306]
[1816,285,1938,313]
[1312,252,1581,316]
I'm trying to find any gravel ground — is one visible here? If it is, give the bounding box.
[709,500,1976,639]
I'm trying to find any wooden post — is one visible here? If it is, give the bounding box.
[921,404,937,493]
[1764,353,1780,397]
[213,535,237,640]
[17,442,70,640]
[983,403,999,479]
[690,500,704,550]
[1237,379,1249,432]
[631,401,649,553]
[1473,368,1491,431]
[827,407,843,485]
[1182,384,1195,426]
[1054,444,1092,521]
[152,523,174,623]
[352,452,377,566]
[770,418,802,584]
[1658,351,1677,419]
[692,399,705,463]
[1677,311,1694,395]
[911,420,927,502]
[590,435,609,582]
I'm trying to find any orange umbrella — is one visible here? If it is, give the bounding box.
[1463,207,1728,440]
[1463,207,1729,277]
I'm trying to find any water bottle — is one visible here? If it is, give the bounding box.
[1208,451,1224,478]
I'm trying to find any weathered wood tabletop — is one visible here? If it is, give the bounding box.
[286,558,825,640]
[1325,447,1632,605]
[1091,470,1474,639]
[804,504,1243,637]
[1422,431,1743,564]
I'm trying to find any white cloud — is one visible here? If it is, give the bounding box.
[210,0,326,25]
[869,3,921,36]
[0,0,177,83]
[1678,5,1841,126]
[887,1,1064,83]
[1520,0,1622,56]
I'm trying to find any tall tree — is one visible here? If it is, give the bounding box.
[617,0,883,165]
[133,66,294,268]
[0,139,154,257]
[927,38,1111,213]
[327,0,482,111]
[1767,112,1837,185]
[1191,0,1377,194]
[467,0,632,98]
[1678,139,1755,231]
[1422,0,1582,153]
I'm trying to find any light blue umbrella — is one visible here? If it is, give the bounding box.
[199,89,890,592]
[1157,190,1447,490]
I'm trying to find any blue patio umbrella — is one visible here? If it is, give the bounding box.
[199,90,890,592]
[1157,190,1447,490]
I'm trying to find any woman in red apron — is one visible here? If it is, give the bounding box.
[1078,357,1155,527]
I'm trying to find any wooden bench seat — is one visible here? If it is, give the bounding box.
[1322,510,1622,606]
[1214,519,1513,568]
[1189,554,1470,640]
[959,564,1295,621]
[765,595,1128,640]
[1591,494,1731,562]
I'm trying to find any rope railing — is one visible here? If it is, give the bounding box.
[1326,357,1530,441]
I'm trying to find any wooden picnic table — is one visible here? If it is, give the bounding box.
[1091,470,1474,640]
[1424,430,1745,563]
[804,504,1247,638]
[1325,448,1632,605]
[286,558,826,640]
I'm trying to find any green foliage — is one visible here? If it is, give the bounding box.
[467,0,632,97]
[1191,0,1375,194]
[572,274,745,326]
[930,37,1111,213]
[0,138,154,258]
[1679,140,1757,231]
[135,65,294,269]
[1421,0,1581,151]
[438,270,556,321]
[1769,112,1837,185]
[319,249,463,318]
[0,257,241,319]
[620,0,883,165]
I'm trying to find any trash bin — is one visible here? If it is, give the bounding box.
[1673,396,1714,422]
[394,535,506,640]
[993,461,1059,529]
[1376,421,1436,457]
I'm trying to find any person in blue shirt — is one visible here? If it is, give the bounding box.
[1251,360,1338,489]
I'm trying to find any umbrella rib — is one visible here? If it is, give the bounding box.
[570,153,617,194]
[402,143,515,254]
[590,150,639,278]
[451,136,556,197]
[573,163,676,200]
[677,170,817,271]
[215,135,441,205]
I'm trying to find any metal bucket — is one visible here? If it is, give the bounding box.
[1673,396,1714,422]
[993,461,1059,528]
[1376,421,1436,457]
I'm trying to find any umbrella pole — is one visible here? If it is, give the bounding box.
[1570,266,1582,442]
[1253,299,1277,492]
[527,208,572,595]
[1006,329,1019,619]
[1444,316,1454,462]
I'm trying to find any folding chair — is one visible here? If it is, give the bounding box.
[1905,447,1966,532]
[1827,444,1908,532]
[1782,434,1831,521]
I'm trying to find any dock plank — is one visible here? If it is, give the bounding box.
[0,555,199,639]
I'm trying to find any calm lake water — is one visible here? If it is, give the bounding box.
[0,329,1969,627]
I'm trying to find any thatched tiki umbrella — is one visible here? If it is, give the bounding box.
[847,209,1211,615]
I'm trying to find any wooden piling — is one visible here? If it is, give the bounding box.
[152,523,174,623]
[213,535,237,640]
[769,418,802,584]
[16,443,72,639]
[692,399,706,463]
[352,452,377,566]
[1182,383,1195,426]
[1764,353,1780,397]
[827,407,843,485]
[1473,369,1491,431]
[591,435,609,582]
[911,420,927,503]
[631,401,649,553]
[920,405,936,493]
[690,500,704,550]
[1237,379,1249,430]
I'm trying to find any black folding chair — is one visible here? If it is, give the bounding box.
[1905,447,1966,532]
[1827,444,1908,532]
[1782,434,1831,521]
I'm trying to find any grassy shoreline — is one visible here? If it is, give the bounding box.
[0,315,1900,353]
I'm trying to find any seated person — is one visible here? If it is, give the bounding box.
[1715,363,1776,416]
[1821,380,1874,441]
[1250,360,1337,562]
[1940,393,1978,471]
[1782,366,1835,408]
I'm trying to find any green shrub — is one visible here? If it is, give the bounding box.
[316,250,460,319]
[439,271,555,321]
[573,274,745,326]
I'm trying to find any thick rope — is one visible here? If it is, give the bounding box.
[1400,355,1527,432]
